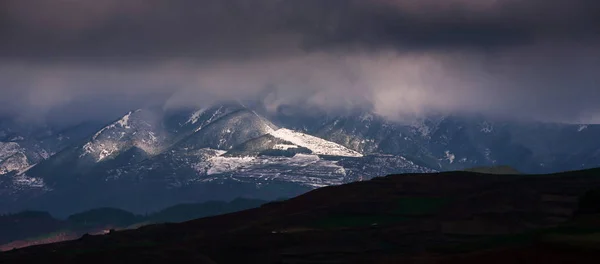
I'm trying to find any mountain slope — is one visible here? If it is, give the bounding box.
[1,104,432,215]
[0,119,101,175]
[268,128,362,157]
[293,110,600,173]
[4,168,600,263]
[80,110,165,162]
[4,103,600,216]
[176,108,277,150]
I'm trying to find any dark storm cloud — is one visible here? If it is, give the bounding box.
[0,0,297,60]
[2,0,599,58]
[1,0,600,123]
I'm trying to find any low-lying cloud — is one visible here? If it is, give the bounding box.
[1,0,599,124]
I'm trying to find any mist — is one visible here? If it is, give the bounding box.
[1,0,599,124]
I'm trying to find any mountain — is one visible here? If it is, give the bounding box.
[0,119,101,175]
[3,102,600,216]
[285,109,600,173]
[3,168,600,263]
[0,120,104,212]
[0,211,65,246]
[0,198,268,251]
[1,103,431,216]
[176,107,277,150]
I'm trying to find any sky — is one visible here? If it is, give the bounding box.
[1,0,599,124]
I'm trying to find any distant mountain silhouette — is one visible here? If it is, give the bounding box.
[4,169,600,263]
[0,198,268,250]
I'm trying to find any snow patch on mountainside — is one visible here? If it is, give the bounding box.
[200,153,327,176]
[360,113,374,122]
[9,136,24,141]
[481,122,494,133]
[412,121,432,137]
[0,142,31,175]
[444,150,456,164]
[273,144,299,150]
[80,110,164,162]
[192,152,347,188]
[93,110,138,140]
[206,156,257,175]
[0,153,30,175]
[0,122,90,175]
[0,142,22,161]
[12,173,47,189]
[117,112,132,129]
[195,107,225,132]
[82,141,119,162]
[186,108,206,125]
[268,128,363,157]
[38,149,51,160]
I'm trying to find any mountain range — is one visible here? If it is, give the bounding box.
[2,101,600,215]
[0,198,268,251]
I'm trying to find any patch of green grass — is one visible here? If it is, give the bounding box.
[392,197,450,216]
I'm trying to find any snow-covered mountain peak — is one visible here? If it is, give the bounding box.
[179,108,278,151]
[268,128,363,157]
[116,110,140,128]
[92,110,141,140]
[81,109,165,162]
[174,105,245,134]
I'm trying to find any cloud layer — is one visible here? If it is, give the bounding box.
[1,0,599,123]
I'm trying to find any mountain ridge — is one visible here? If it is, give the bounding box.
[0,198,269,251]
[3,102,600,215]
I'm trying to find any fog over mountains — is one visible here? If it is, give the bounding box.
[3,1,600,262]
[1,0,600,124]
[2,0,600,217]
[2,101,600,215]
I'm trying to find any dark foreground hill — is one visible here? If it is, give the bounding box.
[0,198,267,251]
[4,169,600,263]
